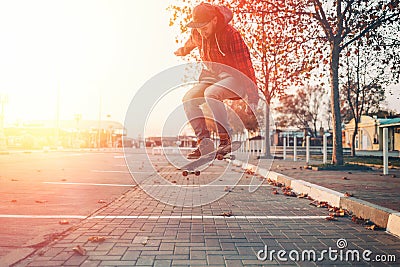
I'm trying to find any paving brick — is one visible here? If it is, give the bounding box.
[121,250,140,261]
[63,255,88,266]
[136,255,155,266]
[27,260,66,266]
[107,246,128,256]
[154,259,172,267]
[80,260,101,267]
[172,259,208,266]
[224,259,244,267]
[98,261,136,266]
[207,255,225,265]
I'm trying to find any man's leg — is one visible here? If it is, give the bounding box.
[182,83,215,158]
[204,73,246,147]
[182,83,210,140]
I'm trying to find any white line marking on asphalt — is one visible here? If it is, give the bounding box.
[0,215,87,219]
[43,182,136,187]
[91,215,328,220]
[92,170,131,174]
[140,184,271,187]
[0,215,328,220]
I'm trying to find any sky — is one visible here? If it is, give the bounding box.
[0,0,183,129]
[0,0,399,138]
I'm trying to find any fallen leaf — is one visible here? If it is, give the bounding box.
[342,177,349,180]
[317,202,329,208]
[59,220,69,225]
[72,245,86,256]
[365,225,376,231]
[351,215,365,224]
[297,193,308,199]
[220,211,233,217]
[283,191,297,197]
[88,236,106,242]
[35,200,47,204]
[11,179,18,182]
[325,216,337,221]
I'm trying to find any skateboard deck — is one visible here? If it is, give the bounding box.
[181,141,241,176]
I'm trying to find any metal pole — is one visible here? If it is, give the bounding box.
[293,136,297,162]
[383,128,389,175]
[306,136,310,164]
[283,136,286,160]
[323,134,327,164]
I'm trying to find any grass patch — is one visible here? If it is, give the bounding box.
[344,156,400,167]
[311,163,372,171]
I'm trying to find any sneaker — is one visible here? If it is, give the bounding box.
[218,133,232,150]
[187,138,215,159]
[187,147,201,159]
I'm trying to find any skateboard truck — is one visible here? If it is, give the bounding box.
[182,170,201,177]
[180,141,241,177]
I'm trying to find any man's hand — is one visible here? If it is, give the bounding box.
[174,47,186,56]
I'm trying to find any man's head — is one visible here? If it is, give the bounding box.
[187,2,218,39]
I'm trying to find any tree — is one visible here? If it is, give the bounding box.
[286,0,400,164]
[340,38,388,156]
[275,85,328,137]
[168,0,314,158]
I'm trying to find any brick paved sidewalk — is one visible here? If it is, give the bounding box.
[250,156,400,212]
[17,152,400,266]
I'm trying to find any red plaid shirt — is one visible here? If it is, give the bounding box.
[181,25,259,103]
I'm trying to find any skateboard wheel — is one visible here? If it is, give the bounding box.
[182,170,189,177]
[217,154,224,160]
[194,170,200,176]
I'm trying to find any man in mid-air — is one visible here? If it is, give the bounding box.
[175,2,259,159]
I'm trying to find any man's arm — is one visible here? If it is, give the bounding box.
[174,29,198,56]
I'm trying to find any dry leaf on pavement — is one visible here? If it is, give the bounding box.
[220,211,233,217]
[344,192,353,197]
[88,236,106,242]
[325,215,337,221]
[365,225,376,231]
[72,245,86,256]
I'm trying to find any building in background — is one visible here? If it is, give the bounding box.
[4,120,126,149]
[344,115,400,151]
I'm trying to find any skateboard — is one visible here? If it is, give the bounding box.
[181,141,241,176]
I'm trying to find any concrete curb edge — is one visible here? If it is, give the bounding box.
[236,161,400,238]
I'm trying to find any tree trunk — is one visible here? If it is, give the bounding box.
[263,101,272,158]
[330,40,344,165]
[351,121,358,157]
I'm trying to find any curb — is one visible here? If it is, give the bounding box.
[233,160,400,238]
